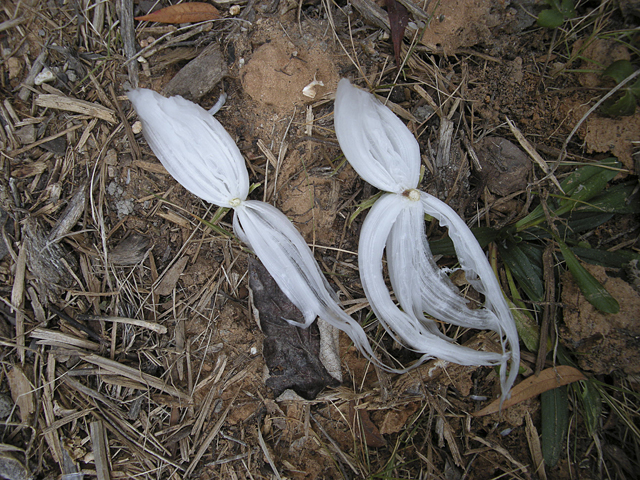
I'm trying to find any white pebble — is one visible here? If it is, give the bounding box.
[229,5,241,15]
[34,67,55,85]
[131,121,143,134]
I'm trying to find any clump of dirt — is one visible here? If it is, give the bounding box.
[561,264,640,375]
[241,35,338,110]
[420,0,537,52]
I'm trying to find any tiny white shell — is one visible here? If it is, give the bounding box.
[302,79,324,99]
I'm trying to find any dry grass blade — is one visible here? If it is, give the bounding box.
[525,410,547,480]
[77,314,167,334]
[81,354,190,400]
[185,390,237,477]
[257,423,283,480]
[505,116,564,193]
[90,421,111,480]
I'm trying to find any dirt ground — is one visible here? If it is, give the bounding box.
[0,0,639,479]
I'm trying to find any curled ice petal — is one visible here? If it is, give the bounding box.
[127,88,249,208]
[233,200,395,370]
[387,199,501,333]
[129,88,403,375]
[334,79,420,193]
[334,78,520,402]
[420,192,520,395]
[359,194,505,366]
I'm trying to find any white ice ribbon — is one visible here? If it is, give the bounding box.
[334,79,520,401]
[127,88,396,372]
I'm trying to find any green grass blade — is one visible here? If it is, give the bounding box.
[497,240,544,302]
[348,191,383,226]
[557,238,620,313]
[541,386,569,468]
[428,226,498,257]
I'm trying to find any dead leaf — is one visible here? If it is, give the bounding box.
[474,366,586,417]
[135,2,220,24]
[349,403,386,448]
[155,256,189,296]
[7,366,35,422]
[386,0,409,66]
[0,451,30,480]
[379,402,419,435]
[248,258,339,400]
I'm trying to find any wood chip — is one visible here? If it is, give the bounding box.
[10,245,27,363]
[31,328,102,352]
[155,256,189,296]
[162,42,227,101]
[35,94,116,123]
[133,160,169,175]
[7,366,34,422]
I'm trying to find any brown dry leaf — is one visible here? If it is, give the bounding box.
[155,256,189,296]
[379,402,419,435]
[474,366,586,417]
[349,403,386,448]
[7,366,35,422]
[386,0,409,66]
[135,3,220,24]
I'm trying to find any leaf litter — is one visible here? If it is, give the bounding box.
[0,0,638,479]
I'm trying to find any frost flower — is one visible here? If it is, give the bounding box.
[127,88,391,373]
[334,79,520,401]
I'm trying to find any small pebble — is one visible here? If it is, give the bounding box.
[0,393,13,419]
[7,57,22,79]
[132,121,143,134]
[229,5,241,15]
[66,70,77,82]
[34,67,56,85]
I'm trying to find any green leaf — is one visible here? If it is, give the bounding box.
[429,227,498,257]
[560,212,613,235]
[541,386,569,468]
[497,240,544,302]
[515,158,621,232]
[559,0,576,18]
[630,77,640,98]
[600,90,637,117]
[537,9,565,28]
[576,182,640,214]
[559,158,620,203]
[349,191,383,226]
[603,60,636,84]
[557,238,620,313]
[573,380,602,437]
[505,276,541,352]
[567,247,640,269]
